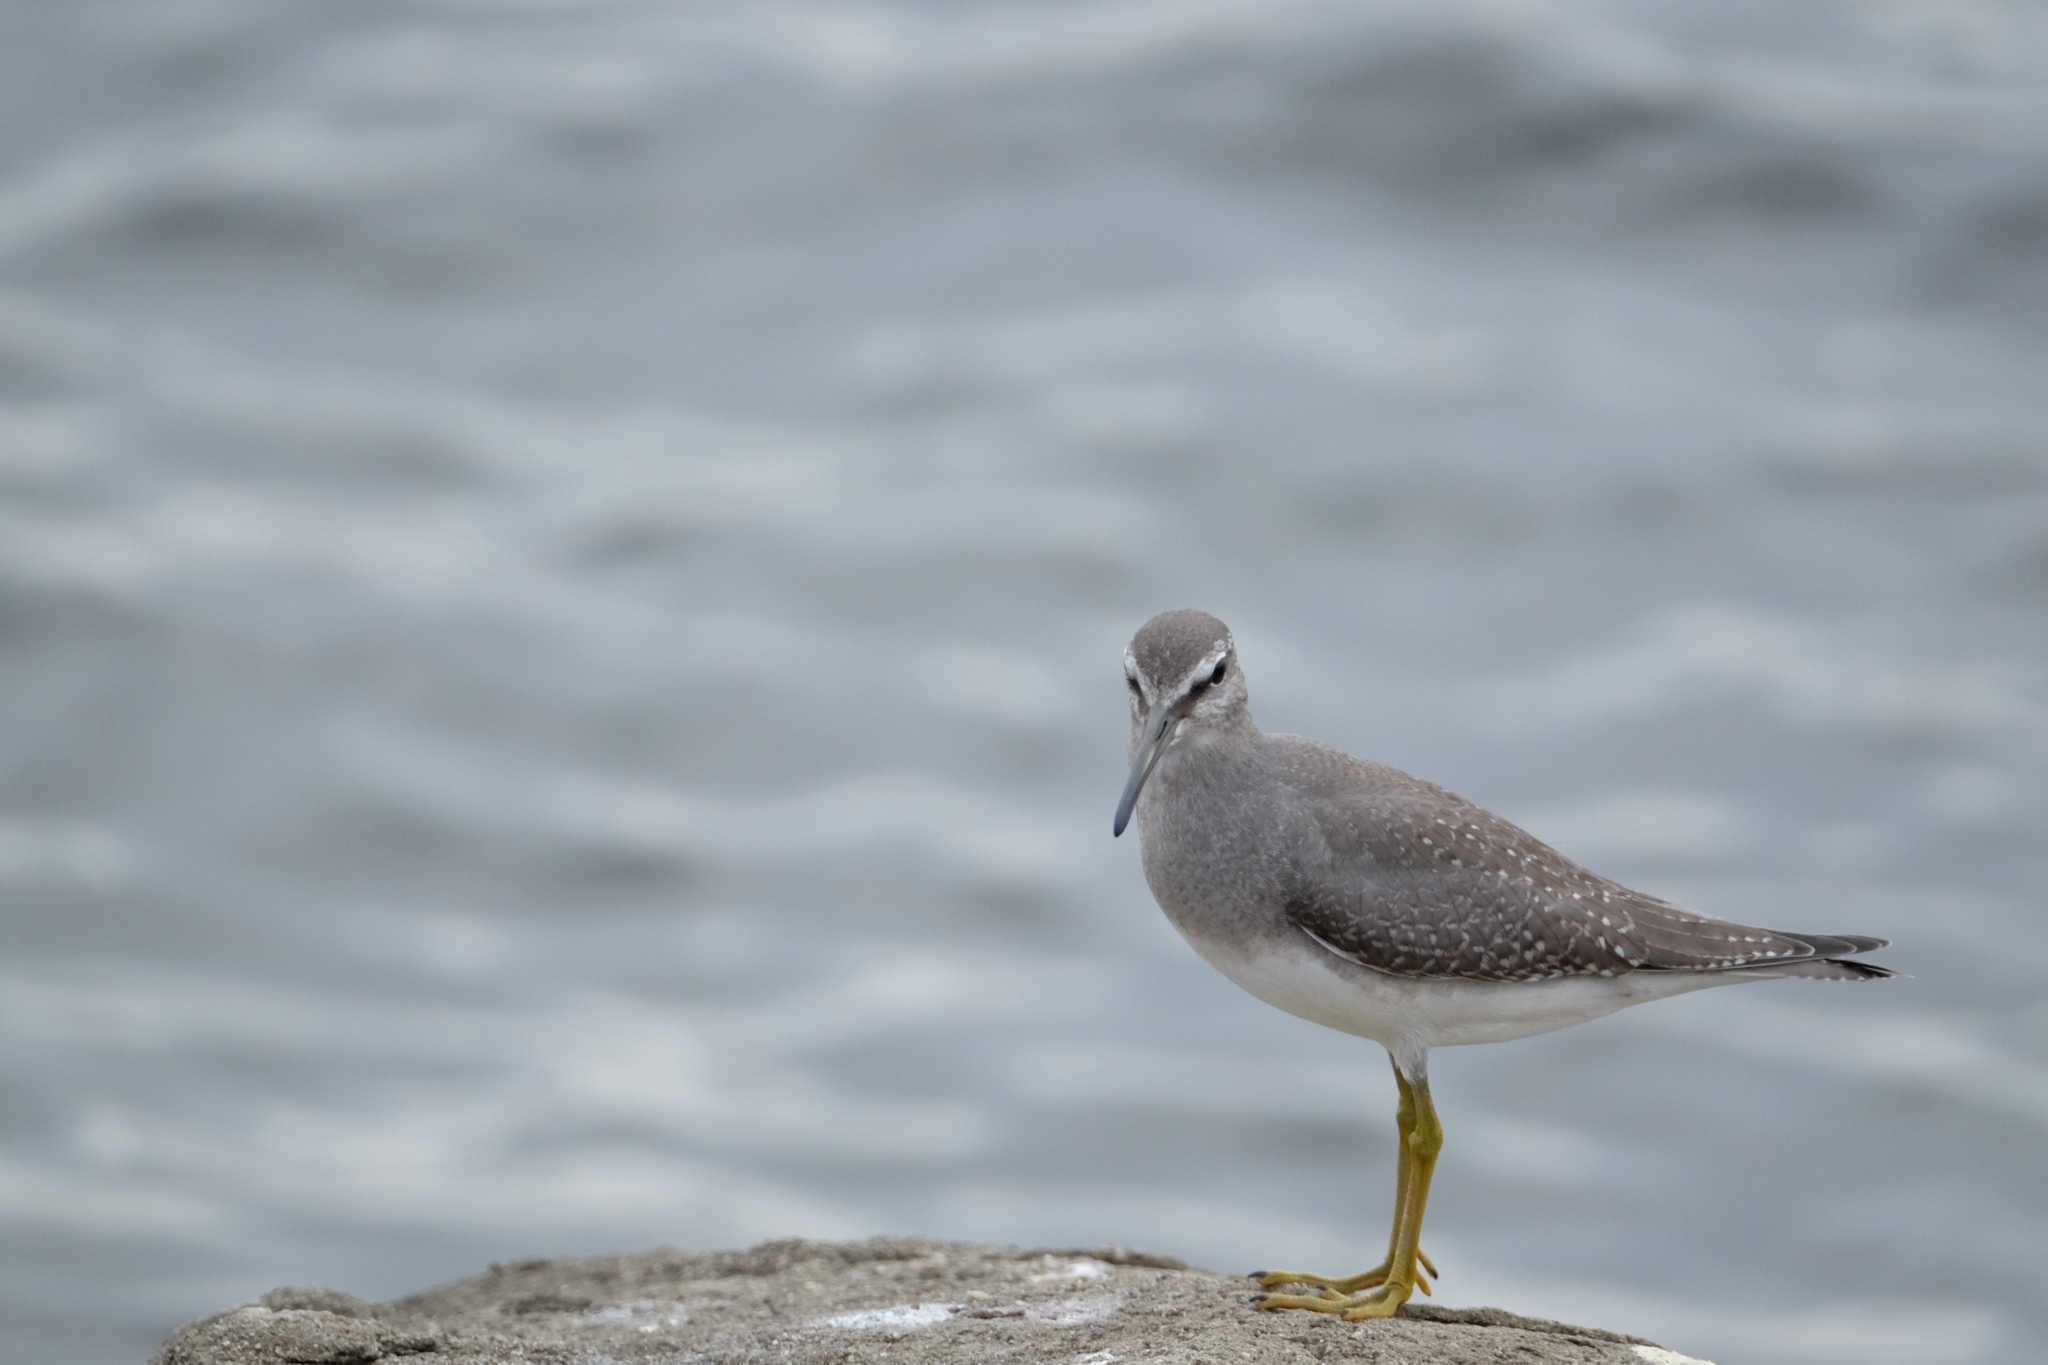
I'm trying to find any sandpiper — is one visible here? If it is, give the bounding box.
[1112,608,1893,1321]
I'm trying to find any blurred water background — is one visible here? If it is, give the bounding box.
[4,2,2047,1362]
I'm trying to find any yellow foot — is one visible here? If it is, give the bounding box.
[1253,1279,1415,1321]
[1252,1248,1437,1297]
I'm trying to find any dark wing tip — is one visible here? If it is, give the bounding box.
[1769,957,1900,982]
[1784,932,1890,957]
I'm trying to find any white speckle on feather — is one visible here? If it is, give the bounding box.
[824,1302,959,1330]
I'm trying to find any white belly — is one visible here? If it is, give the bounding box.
[1178,927,1744,1055]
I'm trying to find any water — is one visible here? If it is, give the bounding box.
[3,3,2045,1362]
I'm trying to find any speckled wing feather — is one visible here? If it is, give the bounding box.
[1268,739,1888,984]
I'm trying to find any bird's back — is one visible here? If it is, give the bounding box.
[1233,729,1892,985]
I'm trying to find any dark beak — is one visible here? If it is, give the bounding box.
[1113,706,1175,837]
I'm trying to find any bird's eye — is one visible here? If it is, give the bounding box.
[1126,674,1142,698]
[1210,659,1228,685]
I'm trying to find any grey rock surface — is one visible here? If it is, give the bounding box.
[152,1238,1710,1365]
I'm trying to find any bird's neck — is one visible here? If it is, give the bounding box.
[1147,720,1267,818]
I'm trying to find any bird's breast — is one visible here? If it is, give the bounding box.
[1136,757,1305,956]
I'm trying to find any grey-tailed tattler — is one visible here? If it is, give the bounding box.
[1113,608,1893,1321]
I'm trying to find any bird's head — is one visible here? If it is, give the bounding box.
[1114,608,1247,837]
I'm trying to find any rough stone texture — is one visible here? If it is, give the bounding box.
[153,1238,1709,1365]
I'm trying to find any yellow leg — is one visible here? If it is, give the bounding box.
[1254,1065,1438,1294]
[1255,1066,1443,1320]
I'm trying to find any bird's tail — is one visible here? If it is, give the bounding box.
[1734,930,1894,981]
[1751,957,1898,982]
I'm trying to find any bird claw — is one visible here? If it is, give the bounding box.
[1252,1248,1438,1296]
[1254,1283,1413,1319]
[1320,1268,1428,1299]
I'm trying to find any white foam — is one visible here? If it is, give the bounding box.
[824,1302,959,1331]
[1024,1294,1120,1326]
[1029,1257,1112,1283]
[585,1300,688,1332]
[1634,1348,1716,1365]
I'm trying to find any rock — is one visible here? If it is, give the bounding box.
[257,1288,378,1318]
[152,1237,1712,1364]
[153,1307,390,1365]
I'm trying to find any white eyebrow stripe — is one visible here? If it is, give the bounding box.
[1174,639,1232,696]
[1123,648,1151,701]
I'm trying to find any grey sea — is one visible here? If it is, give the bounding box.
[3,3,2046,1363]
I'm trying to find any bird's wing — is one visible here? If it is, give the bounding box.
[1274,747,1883,983]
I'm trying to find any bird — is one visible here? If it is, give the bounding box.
[1111,608,1893,1322]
